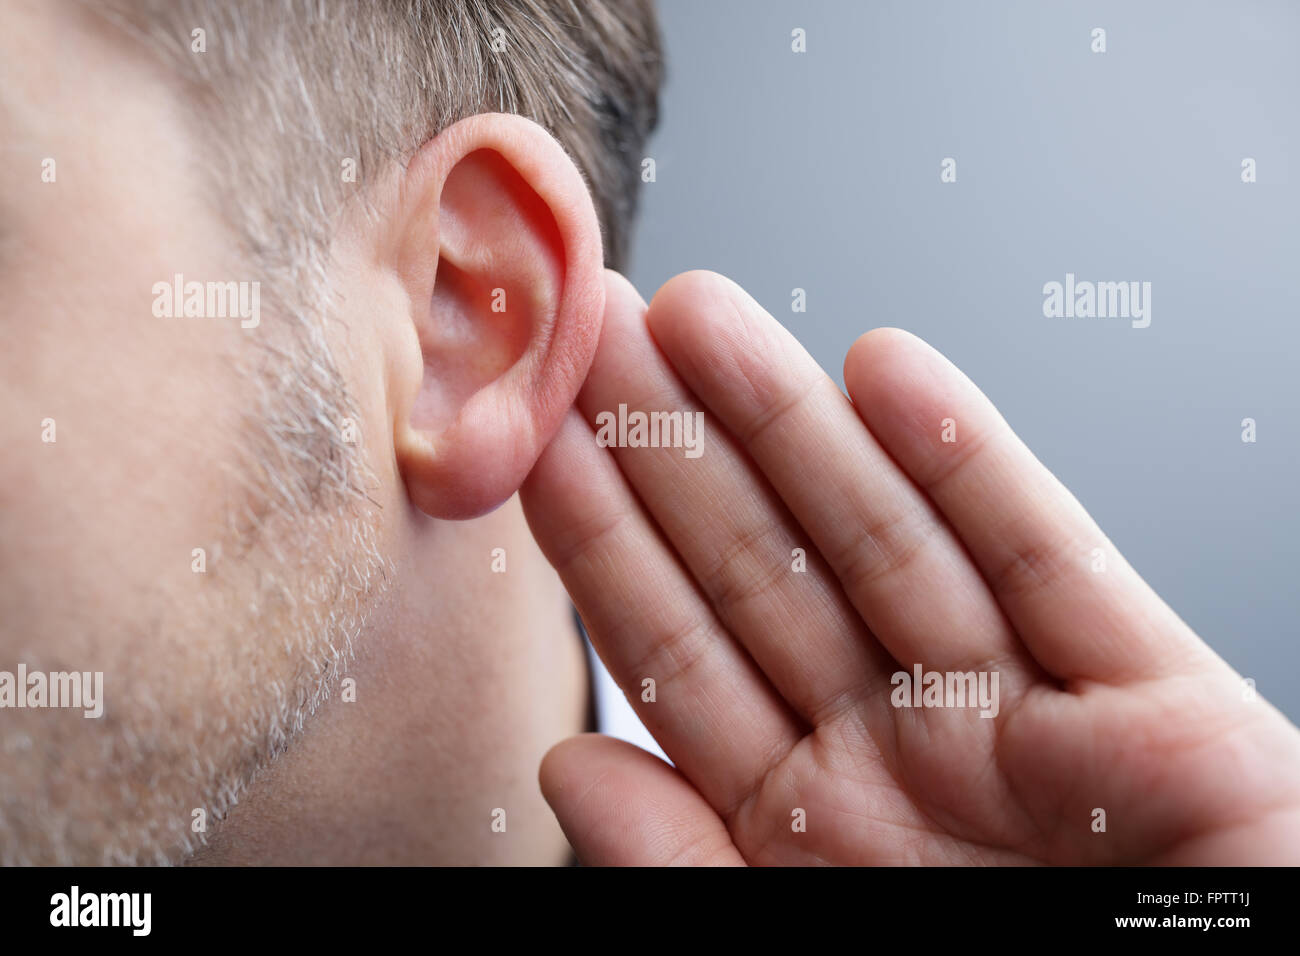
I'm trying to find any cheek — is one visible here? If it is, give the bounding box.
[0,211,311,825]
[0,0,254,613]
[0,199,247,631]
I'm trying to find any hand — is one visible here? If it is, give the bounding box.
[520,270,1300,865]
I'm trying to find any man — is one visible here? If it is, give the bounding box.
[1,0,659,866]
[4,0,1299,867]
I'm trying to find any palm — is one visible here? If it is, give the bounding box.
[731,665,1297,865]
[522,271,1300,866]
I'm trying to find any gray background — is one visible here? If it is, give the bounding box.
[626,0,1300,721]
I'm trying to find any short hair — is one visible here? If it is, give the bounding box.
[106,0,663,280]
[97,0,664,514]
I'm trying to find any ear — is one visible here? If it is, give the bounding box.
[390,113,605,520]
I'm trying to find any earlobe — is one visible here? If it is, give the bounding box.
[390,114,605,520]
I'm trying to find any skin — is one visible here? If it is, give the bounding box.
[1,0,594,865]
[525,271,1300,865]
[6,0,1297,868]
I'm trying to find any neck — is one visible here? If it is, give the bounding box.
[190,496,586,865]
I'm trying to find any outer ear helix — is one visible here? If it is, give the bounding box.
[389,115,606,520]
